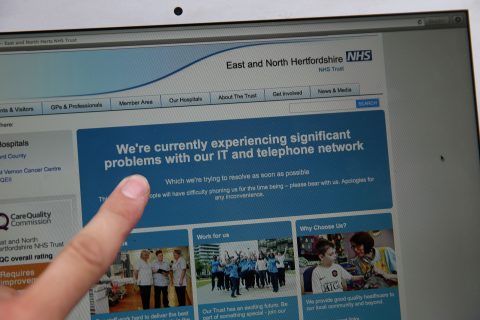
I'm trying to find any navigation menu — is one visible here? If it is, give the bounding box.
[161,92,210,107]
[111,95,161,110]
[0,102,42,117]
[43,99,111,115]
[311,83,360,98]
[265,86,310,101]
[211,89,264,104]
[0,83,372,118]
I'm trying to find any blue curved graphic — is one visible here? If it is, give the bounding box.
[75,42,266,97]
[0,40,273,100]
[0,42,246,99]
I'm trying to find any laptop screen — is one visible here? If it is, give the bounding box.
[0,11,479,320]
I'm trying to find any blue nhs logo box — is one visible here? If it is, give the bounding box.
[346,50,372,61]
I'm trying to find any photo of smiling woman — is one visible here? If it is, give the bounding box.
[135,250,153,310]
[172,249,188,306]
[349,232,397,284]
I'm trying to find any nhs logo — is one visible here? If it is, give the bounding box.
[346,50,372,62]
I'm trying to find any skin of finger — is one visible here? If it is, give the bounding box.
[0,285,18,300]
[3,176,149,319]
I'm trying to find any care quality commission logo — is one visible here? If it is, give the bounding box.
[0,212,9,231]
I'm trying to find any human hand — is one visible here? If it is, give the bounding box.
[372,266,395,280]
[0,175,150,320]
[373,266,397,282]
[372,266,386,277]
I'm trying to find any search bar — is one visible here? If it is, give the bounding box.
[290,98,358,113]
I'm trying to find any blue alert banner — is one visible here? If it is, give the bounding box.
[78,110,392,227]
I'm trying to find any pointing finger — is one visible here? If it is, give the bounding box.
[18,175,149,319]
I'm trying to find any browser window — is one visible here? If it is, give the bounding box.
[0,12,478,320]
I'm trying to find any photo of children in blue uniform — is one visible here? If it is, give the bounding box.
[194,238,297,304]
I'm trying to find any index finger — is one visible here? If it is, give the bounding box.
[18,175,150,319]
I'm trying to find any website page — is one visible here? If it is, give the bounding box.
[0,13,476,320]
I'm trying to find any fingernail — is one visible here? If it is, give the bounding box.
[121,175,149,199]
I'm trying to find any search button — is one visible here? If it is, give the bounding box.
[356,98,379,108]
